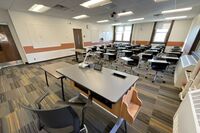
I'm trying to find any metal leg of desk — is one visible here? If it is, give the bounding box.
[75,52,79,62]
[45,71,49,87]
[110,118,127,133]
[61,77,65,101]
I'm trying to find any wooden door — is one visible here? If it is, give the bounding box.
[0,25,21,63]
[73,29,83,49]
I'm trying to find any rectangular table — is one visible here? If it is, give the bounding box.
[57,65,138,132]
[41,62,72,101]
[57,65,138,103]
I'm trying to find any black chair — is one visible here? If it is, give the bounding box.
[122,50,133,57]
[132,48,141,55]
[148,58,169,83]
[138,52,153,70]
[20,92,88,133]
[91,46,97,52]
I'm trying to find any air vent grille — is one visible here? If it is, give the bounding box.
[53,4,69,11]
[191,90,200,126]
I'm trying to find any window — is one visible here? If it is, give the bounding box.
[153,22,171,43]
[115,25,132,42]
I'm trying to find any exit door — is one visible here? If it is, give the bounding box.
[0,25,21,63]
[73,29,83,49]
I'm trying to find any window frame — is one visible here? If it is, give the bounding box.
[114,25,133,43]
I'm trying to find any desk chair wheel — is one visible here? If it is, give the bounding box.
[152,81,155,83]
[145,76,147,79]
[162,81,166,83]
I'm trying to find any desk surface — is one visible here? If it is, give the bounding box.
[148,59,168,63]
[41,62,72,79]
[122,50,132,52]
[104,52,115,55]
[161,55,179,60]
[120,57,133,61]
[146,50,159,52]
[57,65,138,103]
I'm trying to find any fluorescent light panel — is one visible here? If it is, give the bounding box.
[165,16,187,20]
[73,15,89,19]
[28,4,50,13]
[80,0,112,8]
[97,20,109,23]
[112,23,122,26]
[154,0,168,3]
[162,7,192,14]
[118,11,134,16]
[128,18,144,22]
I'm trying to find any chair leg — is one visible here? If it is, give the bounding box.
[124,120,127,133]
[152,71,158,83]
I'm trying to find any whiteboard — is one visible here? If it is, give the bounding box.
[28,23,67,48]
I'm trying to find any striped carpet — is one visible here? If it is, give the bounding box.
[0,56,181,133]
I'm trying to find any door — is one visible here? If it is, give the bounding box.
[73,29,83,49]
[0,25,21,63]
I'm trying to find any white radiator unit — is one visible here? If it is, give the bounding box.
[173,89,200,133]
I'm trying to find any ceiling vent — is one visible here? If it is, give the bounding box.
[53,4,69,11]
[104,3,117,10]
[153,13,163,17]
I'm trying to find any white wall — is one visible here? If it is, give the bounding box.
[183,14,200,54]
[132,22,154,43]
[9,11,113,63]
[169,19,192,42]
[0,9,27,62]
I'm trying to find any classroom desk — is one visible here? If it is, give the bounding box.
[57,65,139,132]
[75,49,86,62]
[146,50,159,55]
[165,51,182,58]
[103,52,116,61]
[161,55,179,64]
[41,62,72,101]
[148,59,169,64]
[57,65,138,133]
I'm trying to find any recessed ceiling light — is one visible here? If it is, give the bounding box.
[28,4,50,13]
[97,20,109,23]
[80,0,112,8]
[165,16,187,20]
[73,15,89,19]
[118,11,134,17]
[112,23,122,26]
[154,0,168,3]
[162,7,192,14]
[128,18,144,22]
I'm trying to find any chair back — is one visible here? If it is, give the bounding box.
[21,104,80,130]
[120,88,142,123]
[151,62,168,71]
[130,55,140,66]
[142,54,153,61]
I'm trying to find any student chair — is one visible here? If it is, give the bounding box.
[91,46,97,52]
[20,92,88,133]
[149,57,169,83]
[138,52,153,70]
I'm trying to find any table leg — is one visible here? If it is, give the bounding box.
[45,71,49,87]
[110,118,127,133]
[75,52,79,62]
[61,77,65,101]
